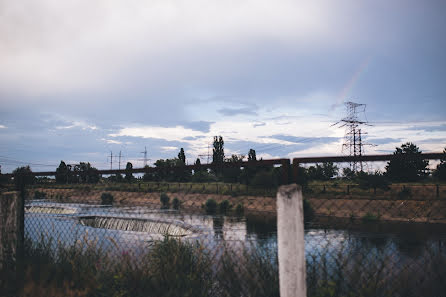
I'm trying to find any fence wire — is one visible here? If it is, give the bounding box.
[18,181,446,297]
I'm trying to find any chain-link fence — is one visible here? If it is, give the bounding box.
[21,181,446,297]
[22,182,279,297]
[1,156,445,296]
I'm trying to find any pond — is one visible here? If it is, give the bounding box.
[24,200,446,269]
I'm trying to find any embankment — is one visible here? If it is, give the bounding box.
[28,187,446,223]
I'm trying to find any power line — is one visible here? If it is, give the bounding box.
[0,155,58,167]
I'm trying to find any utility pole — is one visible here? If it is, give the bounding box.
[141,146,148,167]
[332,101,374,173]
[118,151,122,170]
[109,151,113,170]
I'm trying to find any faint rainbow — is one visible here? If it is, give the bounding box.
[332,55,373,109]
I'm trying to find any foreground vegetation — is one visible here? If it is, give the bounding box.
[15,232,446,297]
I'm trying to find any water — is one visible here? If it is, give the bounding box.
[24,200,446,265]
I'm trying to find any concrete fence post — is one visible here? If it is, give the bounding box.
[277,184,306,297]
[0,191,24,295]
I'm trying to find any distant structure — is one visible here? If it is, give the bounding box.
[332,101,373,172]
[141,146,148,167]
[109,151,113,170]
[198,143,211,164]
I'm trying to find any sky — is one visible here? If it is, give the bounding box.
[0,0,445,173]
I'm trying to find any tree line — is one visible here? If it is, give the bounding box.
[2,138,446,187]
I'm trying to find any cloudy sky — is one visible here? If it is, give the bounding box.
[1,0,445,172]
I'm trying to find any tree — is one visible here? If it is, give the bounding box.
[222,154,244,183]
[194,158,203,173]
[153,158,191,182]
[342,167,355,180]
[212,136,225,166]
[12,166,35,189]
[0,166,9,185]
[125,162,134,182]
[178,148,186,164]
[76,162,100,183]
[55,161,69,184]
[142,165,154,181]
[307,162,339,180]
[385,142,429,182]
[434,147,446,181]
[248,149,257,161]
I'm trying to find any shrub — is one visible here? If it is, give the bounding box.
[172,197,181,210]
[100,193,114,205]
[204,199,217,214]
[219,200,232,213]
[144,237,214,297]
[362,212,380,222]
[398,187,412,199]
[250,170,278,188]
[34,190,46,200]
[235,203,244,215]
[357,171,390,190]
[160,193,170,209]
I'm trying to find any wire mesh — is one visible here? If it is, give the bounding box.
[16,178,446,296]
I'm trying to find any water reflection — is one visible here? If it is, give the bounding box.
[24,201,446,265]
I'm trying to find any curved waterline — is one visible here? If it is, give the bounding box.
[79,215,199,237]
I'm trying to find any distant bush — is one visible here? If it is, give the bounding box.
[219,200,232,213]
[101,193,114,205]
[204,199,217,214]
[172,197,181,210]
[357,171,390,190]
[362,212,380,222]
[160,193,170,209]
[33,190,46,200]
[235,203,244,215]
[250,170,278,188]
[398,187,412,199]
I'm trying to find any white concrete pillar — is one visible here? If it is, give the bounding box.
[277,184,306,297]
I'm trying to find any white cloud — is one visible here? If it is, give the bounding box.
[109,126,205,142]
[101,138,122,145]
[55,121,97,130]
[161,146,178,152]
[0,125,6,129]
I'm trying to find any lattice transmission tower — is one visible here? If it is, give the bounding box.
[332,101,374,172]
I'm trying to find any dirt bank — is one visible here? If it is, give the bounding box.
[28,188,446,223]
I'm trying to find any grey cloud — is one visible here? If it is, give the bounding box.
[182,135,206,141]
[375,149,394,154]
[268,135,340,144]
[181,121,214,133]
[407,124,446,132]
[253,122,266,128]
[417,138,446,144]
[367,138,402,145]
[226,139,328,157]
[218,107,257,116]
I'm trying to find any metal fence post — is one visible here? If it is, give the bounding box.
[277,184,306,297]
